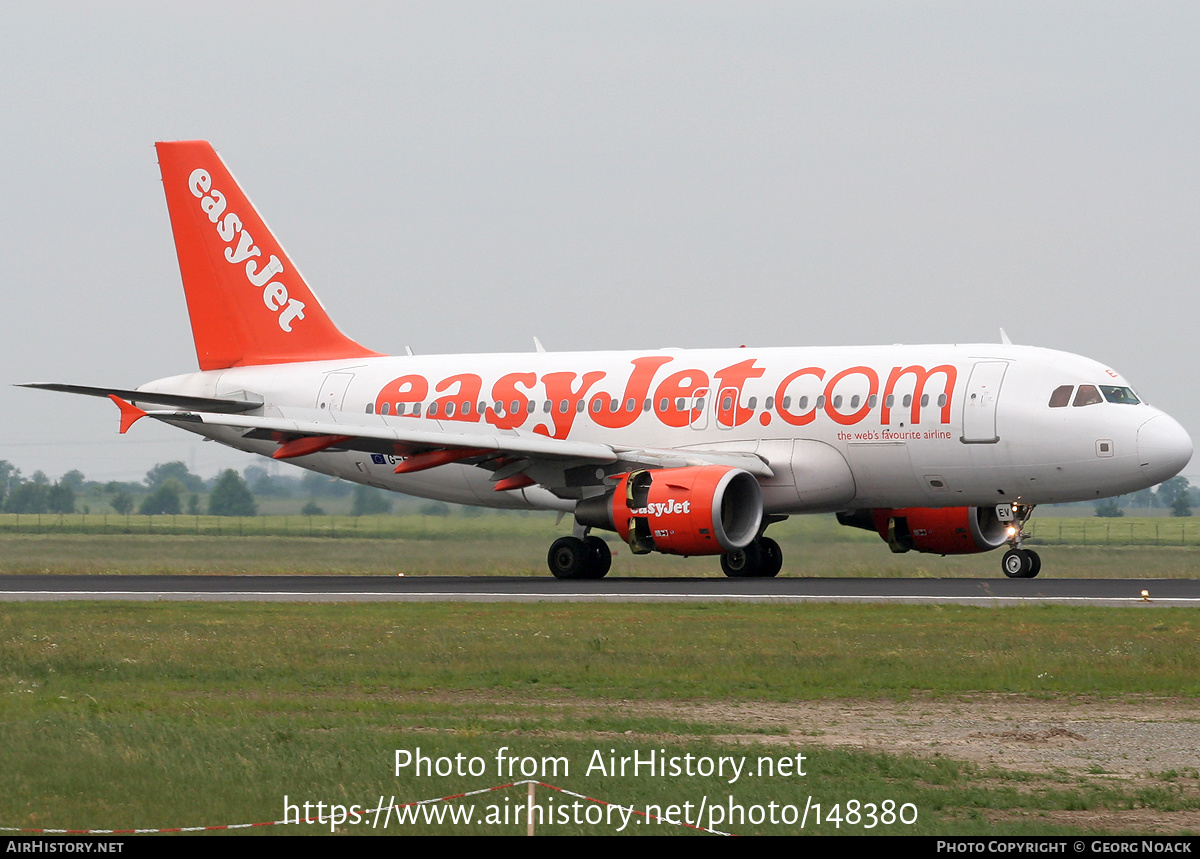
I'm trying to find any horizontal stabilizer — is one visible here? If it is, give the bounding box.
[19,383,264,414]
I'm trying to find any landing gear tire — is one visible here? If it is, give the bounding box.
[548,536,588,579]
[1025,549,1041,578]
[758,537,783,578]
[1002,548,1040,579]
[582,536,612,579]
[721,541,764,578]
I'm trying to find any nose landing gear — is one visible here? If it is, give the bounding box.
[1001,503,1040,578]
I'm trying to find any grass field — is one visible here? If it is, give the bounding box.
[3,601,1200,836]
[1,513,1198,577]
[2,520,1199,836]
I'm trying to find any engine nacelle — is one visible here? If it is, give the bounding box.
[575,465,763,556]
[837,506,1011,555]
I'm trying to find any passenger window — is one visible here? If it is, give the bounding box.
[1073,385,1103,407]
[1048,385,1073,408]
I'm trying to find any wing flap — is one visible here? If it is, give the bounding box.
[145,408,622,463]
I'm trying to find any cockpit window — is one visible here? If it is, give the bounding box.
[1073,385,1104,407]
[1100,385,1140,405]
[1048,385,1073,408]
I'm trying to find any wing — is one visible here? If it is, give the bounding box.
[106,397,773,495]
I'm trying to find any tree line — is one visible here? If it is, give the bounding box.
[4,457,1191,519]
[0,460,397,517]
[1094,475,1194,518]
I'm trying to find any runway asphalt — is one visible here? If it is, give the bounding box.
[1,574,1197,606]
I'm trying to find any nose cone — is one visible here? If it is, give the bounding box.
[1137,414,1193,484]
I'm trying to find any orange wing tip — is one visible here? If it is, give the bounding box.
[492,474,537,492]
[109,395,147,434]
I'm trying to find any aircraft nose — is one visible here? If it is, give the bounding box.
[1137,414,1193,484]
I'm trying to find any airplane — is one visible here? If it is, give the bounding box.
[24,141,1194,580]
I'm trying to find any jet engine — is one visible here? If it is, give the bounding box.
[575,465,763,556]
[837,506,1010,555]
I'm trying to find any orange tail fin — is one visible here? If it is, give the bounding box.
[156,141,382,370]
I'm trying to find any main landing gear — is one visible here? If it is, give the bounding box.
[720,536,783,578]
[720,515,788,578]
[547,535,612,579]
[546,518,788,579]
[1001,503,1040,578]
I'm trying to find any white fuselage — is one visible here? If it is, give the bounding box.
[139,343,1193,514]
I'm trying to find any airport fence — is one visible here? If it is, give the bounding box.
[0,512,1197,547]
[0,512,557,541]
[1025,517,1200,547]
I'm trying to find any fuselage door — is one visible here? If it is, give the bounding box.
[316,372,355,419]
[960,361,1008,444]
[689,388,710,430]
[716,387,739,430]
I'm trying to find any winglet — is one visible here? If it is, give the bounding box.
[109,395,148,434]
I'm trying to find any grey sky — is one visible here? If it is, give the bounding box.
[2,3,1197,484]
